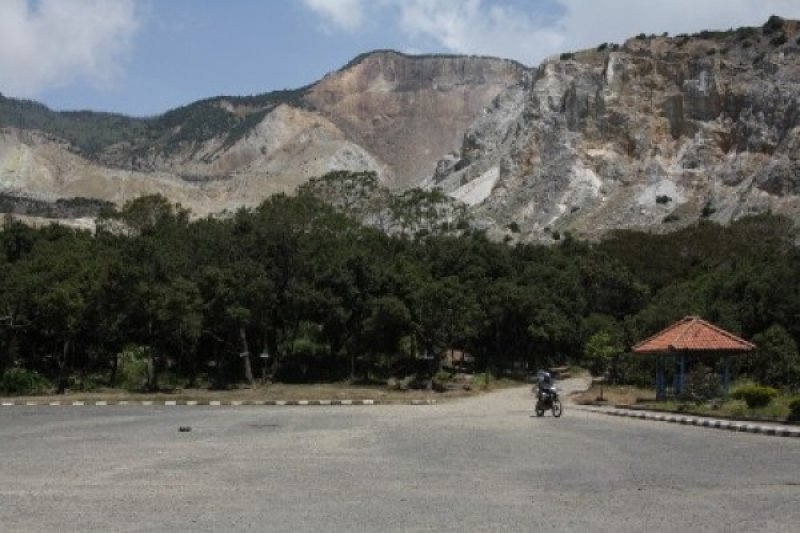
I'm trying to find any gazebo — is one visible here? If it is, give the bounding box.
[633,316,756,400]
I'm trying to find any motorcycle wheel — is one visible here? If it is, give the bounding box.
[535,401,545,417]
[551,399,563,418]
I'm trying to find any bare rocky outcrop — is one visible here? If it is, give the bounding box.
[433,18,800,241]
[305,51,525,189]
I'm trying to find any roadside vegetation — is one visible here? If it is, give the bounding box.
[575,379,800,424]
[1,172,799,403]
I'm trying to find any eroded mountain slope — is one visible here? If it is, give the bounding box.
[434,18,800,240]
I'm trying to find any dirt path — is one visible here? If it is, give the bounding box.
[433,374,592,420]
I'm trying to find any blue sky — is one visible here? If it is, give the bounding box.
[2,0,800,117]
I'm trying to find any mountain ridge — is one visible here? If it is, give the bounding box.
[3,19,800,239]
[0,50,524,217]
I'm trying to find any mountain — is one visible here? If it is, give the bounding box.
[3,18,800,239]
[0,51,524,221]
[433,16,800,240]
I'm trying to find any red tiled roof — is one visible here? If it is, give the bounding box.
[633,316,755,354]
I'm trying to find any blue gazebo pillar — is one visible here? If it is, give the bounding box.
[721,356,731,395]
[674,354,686,396]
[656,356,666,400]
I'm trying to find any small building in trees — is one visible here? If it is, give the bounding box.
[633,316,755,400]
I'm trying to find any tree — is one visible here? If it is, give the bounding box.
[144,278,203,391]
[750,325,800,390]
[584,331,622,377]
[9,232,94,392]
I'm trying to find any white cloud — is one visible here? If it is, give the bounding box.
[0,0,139,98]
[302,0,366,33]
[396,0,564,63]
[302,0,800,66]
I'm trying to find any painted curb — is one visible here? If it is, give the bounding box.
[576,406,800,438]
[0,399,437,407]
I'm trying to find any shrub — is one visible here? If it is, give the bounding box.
[734,27,759,40]
[730,384,778,408]
[750,325,800,390]
[770,34,788,47]
[431,370,451,392]
[788,397,800,421]
[0,368,52,395]
[762,15,784,35]
[701,201,716,218]
[117,347,149,391]
[472,373,493,389]
[655,195,672,204]
[387,375,414,391]
[560,52,575,61]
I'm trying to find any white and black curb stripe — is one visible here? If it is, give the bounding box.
[577,406,800,438]
[0,399,436,407]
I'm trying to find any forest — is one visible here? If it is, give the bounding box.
[1,172,799,395]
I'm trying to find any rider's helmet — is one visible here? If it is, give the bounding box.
[537,370,552,387]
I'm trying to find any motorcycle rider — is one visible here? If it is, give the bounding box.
[536,370,554,401]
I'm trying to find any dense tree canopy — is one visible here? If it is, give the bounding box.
[1,173,799,393]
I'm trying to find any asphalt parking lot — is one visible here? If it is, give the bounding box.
[1,386,798,532]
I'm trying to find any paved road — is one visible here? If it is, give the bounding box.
[1,385,798,532]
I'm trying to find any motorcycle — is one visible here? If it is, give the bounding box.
[535,387,563,417]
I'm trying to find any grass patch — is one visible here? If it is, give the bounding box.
[637,394,796,423]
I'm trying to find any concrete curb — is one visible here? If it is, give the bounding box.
[0,399,437,407]
[576,406,800,438]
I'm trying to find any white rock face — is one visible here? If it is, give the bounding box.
[433,22,800,240]
[450,166,500,206]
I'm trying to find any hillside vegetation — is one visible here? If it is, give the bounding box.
[0,87,308,160]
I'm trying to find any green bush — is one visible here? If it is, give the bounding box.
[472,373,493,389]
[0,368,52,395]
[431,370,452,392]
[117,347,149,391]
[730,384,778,408]
[788,397,800,421]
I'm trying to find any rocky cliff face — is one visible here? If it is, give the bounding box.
[433,17,800,240]
[305,52,525,189]
[0,51,523,219]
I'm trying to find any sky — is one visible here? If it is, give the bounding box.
[2,0,800,117]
